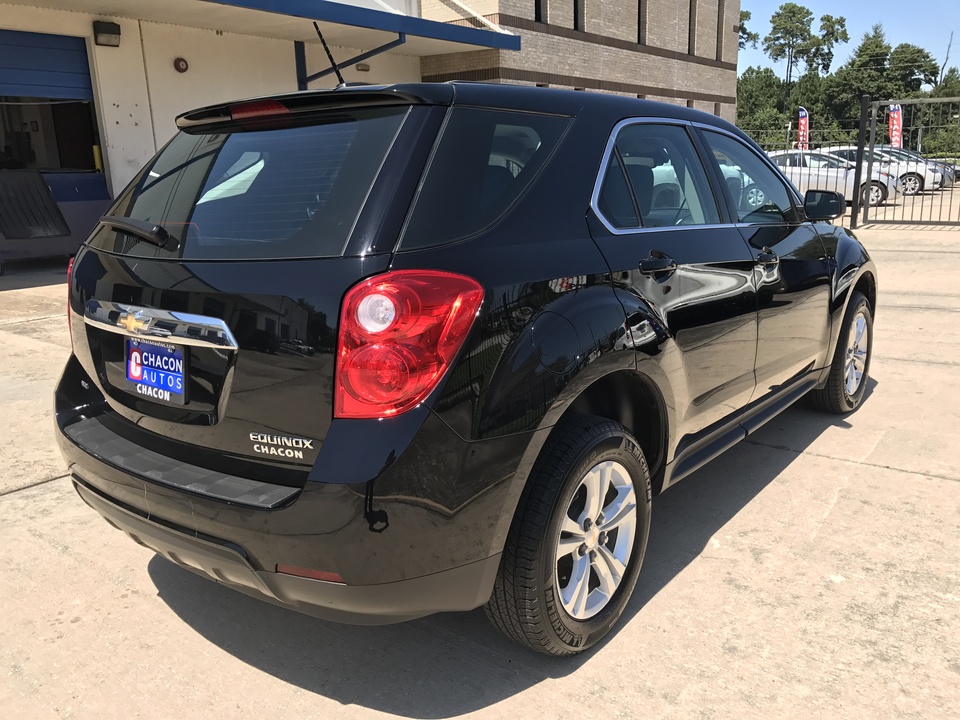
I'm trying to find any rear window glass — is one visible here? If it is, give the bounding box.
[88,106,408,260]
[400,108,570,250]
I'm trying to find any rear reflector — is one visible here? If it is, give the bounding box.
[229,100,289,121]
[276,564,345,584]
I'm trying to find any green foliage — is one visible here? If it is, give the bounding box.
[923,125,960,158]
[739,10,759,51]
[819,25,897,119]
[802,15,850,76]
[737,66,783,120]
[888,44,942,96]
[740,107,791,150]
[932,67,960,98]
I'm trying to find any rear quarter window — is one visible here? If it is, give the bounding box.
[400,108,570,250]
[88,106,409,260]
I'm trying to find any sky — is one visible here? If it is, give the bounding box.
[737,0,959,77]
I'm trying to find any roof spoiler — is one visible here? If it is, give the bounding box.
[175,85,454,130]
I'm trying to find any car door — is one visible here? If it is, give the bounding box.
[803,152,853,199]
[589,120,758,440]
[697,128,832,399]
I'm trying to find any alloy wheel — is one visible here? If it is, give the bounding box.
[901,174,921,195]
[845,310,869,396]
[555,460,638,620]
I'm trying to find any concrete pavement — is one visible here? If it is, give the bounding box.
[0,227,958,719]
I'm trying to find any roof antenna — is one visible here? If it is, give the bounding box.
[313,21,346,88]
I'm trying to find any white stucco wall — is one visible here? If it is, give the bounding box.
[303,42,422,88]
[139,22,298,147]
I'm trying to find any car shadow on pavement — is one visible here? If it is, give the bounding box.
[148,381,876,718]
[0,257,71,290]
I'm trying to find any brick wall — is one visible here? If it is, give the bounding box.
[420,0,738,110]
[645,0,690,54]
[694,0,719,58]
[587,1,636,44]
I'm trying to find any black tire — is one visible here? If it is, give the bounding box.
[861,181,887,207]
[484,415,652,656]
[809,291,873,414]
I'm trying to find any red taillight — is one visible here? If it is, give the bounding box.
[335,270,485,419]
[66,256,75,351]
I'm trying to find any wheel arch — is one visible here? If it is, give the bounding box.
[486,365,674,561]
[822,259,878,383]
[560,370,669,494]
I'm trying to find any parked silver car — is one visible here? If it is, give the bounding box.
[767,149,901,206]
[822,146,942,195]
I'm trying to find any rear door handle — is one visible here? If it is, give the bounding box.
[756,247,779,265]
[638,251,677,276]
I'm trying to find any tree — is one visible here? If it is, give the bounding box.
[762,4,848,84]
[932,66,960,97]
[763,3,816,85]
[888,43,940,96]
[939,32,953,85]
[737,66,784,120]
[739,10,759,50]
[802,15,850,75]
[824,25,896,120]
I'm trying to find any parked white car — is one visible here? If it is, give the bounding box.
[822,146,942,195]
[767,149,901,206]
[875,145,954,187]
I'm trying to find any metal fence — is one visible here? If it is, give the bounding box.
[856,97,960,226]
[742,96,960,227]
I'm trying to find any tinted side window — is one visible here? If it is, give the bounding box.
[596,123,720,229]
[401,109,570,249]
[701,130,799,224]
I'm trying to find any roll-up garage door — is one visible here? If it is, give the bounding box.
[0,29,93,100]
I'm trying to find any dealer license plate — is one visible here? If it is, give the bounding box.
[125,339,187,405]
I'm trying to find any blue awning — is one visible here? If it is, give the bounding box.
[204,0,520,52]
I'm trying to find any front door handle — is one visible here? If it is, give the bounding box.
[639,251,677,276]
[756,247,779,265]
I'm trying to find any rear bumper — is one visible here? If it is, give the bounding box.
[55,355,530,623]
[73,477,500,624]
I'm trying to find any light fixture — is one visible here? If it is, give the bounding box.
[355,62,370,72]
[93,21,121,47]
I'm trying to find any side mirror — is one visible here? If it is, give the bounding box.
[804,189,845,220]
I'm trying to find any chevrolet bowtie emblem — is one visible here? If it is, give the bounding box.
[118,312,150,334]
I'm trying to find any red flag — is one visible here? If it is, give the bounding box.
[797,107,809,150]
[889,105,903,148]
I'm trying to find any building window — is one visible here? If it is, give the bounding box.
[574,0,584,31]
[715,0,725,61]
[535,0,545,23]
[637,0,646,45]
[688,0,698,56]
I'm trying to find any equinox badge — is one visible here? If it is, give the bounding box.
[250,432,315,460]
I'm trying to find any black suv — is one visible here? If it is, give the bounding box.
[56,83,876,656]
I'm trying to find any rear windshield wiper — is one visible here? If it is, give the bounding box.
[100,215,179,249]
